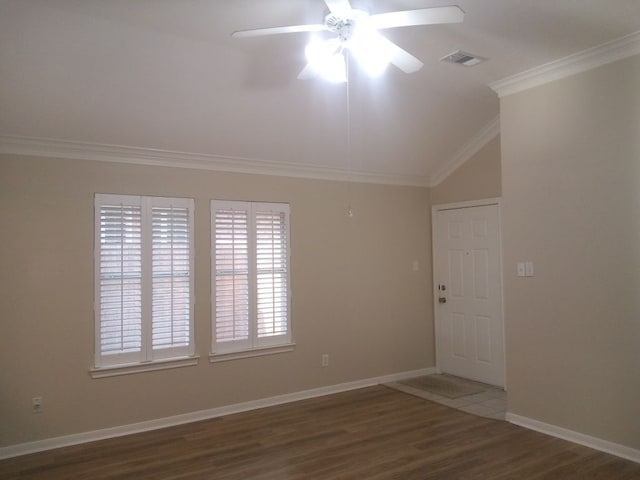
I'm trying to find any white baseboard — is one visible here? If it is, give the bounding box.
[506,412,640,464]
[0,367,436,460]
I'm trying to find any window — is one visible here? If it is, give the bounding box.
[94,194,195,370]
[211,200,292,356]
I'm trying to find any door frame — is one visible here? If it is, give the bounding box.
[431,198,507,389]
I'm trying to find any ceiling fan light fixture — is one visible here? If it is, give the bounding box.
[305,38,347,83]
[323,51,347,83]
[349,27,390,77]
[305,38,335,67]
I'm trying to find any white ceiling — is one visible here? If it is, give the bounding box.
[1,0,639,185]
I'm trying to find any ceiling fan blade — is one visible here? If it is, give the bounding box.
[232,24,326,38]
[369,5,464,30]
[379,36,424,73]
[323,0,352,16]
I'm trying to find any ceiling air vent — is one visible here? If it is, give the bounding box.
[441,50,486,67]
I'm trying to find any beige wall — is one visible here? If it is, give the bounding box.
[0,156,434,447]
[430,135,501,205]
[501,54,640,449]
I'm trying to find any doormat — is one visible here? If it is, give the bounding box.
[397,374,485,399]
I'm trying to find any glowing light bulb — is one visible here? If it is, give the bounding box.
[323,52,347,83]
[305,38,345,82]
[305,38,329,67]
[350,23,390,77]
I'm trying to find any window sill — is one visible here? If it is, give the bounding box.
[209,343,296,363]
[90,355,200,378]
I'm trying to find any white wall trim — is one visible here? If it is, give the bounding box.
[431,197,502,212]
[0,134,431,187]
[0,367,435,460]
[89,356,200,379]
[490,30,640,98]
[429,116,500,187]
[507,412,640,464]
[209,343,296,363]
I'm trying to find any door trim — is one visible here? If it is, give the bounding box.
[431,197,507,389]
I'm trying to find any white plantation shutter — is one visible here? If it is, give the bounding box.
[255,206,290,346]
[96,197,143,365]
[151,199,194,359]
[212,201,291,354]
[213,202,250,352]
[95,194,194,367]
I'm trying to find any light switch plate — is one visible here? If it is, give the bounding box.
[517,262,525,277]
[525,262,534,277]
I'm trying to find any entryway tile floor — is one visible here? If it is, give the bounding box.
[386,376,507,421]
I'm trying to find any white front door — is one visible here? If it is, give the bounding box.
[433,201,505,387]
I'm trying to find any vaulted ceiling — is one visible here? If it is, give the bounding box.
[1,1,639,185]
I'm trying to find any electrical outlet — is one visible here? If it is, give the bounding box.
[321,354,329,367]
[32,396,43,414]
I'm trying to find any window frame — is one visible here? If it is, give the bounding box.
[93,194,196,375]
[210,200,293,359]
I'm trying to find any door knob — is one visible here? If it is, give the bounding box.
[438,297,447,304]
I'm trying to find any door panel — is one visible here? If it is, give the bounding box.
[449,250,465,296]
[434,203,505,387]
[452,312,466,357]
[473,249,489,299]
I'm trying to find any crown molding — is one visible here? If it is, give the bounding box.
[0,134,431,187]
[429,115,500,187]
[490,30,640,98]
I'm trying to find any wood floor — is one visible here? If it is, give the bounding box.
[2,386,639,479]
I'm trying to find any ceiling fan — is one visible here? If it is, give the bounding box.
[231,0,464,82]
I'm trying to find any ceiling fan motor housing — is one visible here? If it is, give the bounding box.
[324,9,368,42]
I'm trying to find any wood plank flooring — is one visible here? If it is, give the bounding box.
[1,386,639,479]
